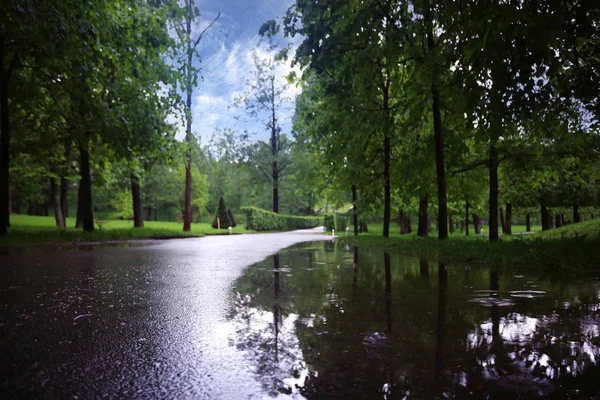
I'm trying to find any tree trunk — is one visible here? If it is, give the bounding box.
[145,206,152,221]
[75,182,83,228]
[505,203,512,235]
[426,13,448,241]
[541,204,550,231]
[417,195,429,237]
[183,141,192,231]
[60,140,71,218]
[526,213,531,232]
[488,143,499,242]
[183,21,194,232]
[359,220,368,233]
[50,166,65,228]
[465,201,469,236]
[448,216,454,234]
[573,205,580,223]
[555,214,562,228]
[383,135,391,237]
[131,173,144,228]
[352,185,358,236]
[60,176,68,218]
[561,213,565,226]
[0,39,13,234]
[399,212,411,234]
[78,141,94,232]
[473,214,480,234]
[499,207,505,234]
[272,160,279,213]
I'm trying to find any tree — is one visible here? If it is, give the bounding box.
[237,22,292,213]
[170,1,220,231]
[212,196,231,229]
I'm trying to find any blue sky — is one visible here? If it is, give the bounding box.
[169,0,300,146]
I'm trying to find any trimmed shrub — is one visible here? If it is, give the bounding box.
[211,197,232,229]
[227,209,237,227]
[323,213,348,232]
[241,206,323,231]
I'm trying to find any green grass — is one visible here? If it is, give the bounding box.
[351,223,541,238]
[339,220,600,271]
[1,215,254,245]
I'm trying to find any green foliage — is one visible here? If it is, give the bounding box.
[110,190,134,220]
[323,213,348,232]
[241,206,322,231]
[212,197,232,229]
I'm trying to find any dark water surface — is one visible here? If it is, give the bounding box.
[2,239,600,399]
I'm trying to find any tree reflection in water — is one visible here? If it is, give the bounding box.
[227,242,600,399]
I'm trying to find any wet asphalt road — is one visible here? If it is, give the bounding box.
[0,228,333,399]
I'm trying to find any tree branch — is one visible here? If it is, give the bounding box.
[193,11,221,50]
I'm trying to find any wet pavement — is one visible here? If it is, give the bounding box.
[3,232,600,399]
[0,229,333,399]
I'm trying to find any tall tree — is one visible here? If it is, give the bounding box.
[171,1,219,230]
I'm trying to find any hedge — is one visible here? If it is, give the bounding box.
[241,206,323,231]
[323,213,349,232]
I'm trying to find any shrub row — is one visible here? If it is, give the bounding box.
[323,213,349,232]
[241,206,323,231]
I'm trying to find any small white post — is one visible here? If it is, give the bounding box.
[332,229,335,236]
[228,226,232,235]
[346,227,350,236]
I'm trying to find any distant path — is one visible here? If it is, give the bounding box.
[0,228,333,399]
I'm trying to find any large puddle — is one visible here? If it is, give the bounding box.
[228,241,600,399]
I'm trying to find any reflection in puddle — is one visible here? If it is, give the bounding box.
[228,242,600,398]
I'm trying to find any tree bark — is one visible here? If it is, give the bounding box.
[0,38,13,234]
[555,214,562,228]
[573,205,581,223]
[465,201,469,236]
[541,204,550,231]
[272,160,279,213]
[473,214,480,234]
[383,135,391,237]
[131,173,144,228]
[183,104,192,231]
[488,143,499,241]
[60,140,71,218]
[352,185,358,236]
[505,203,512,235]
[526,213,531,232]
[399,212,411,234]
[499,207,505,234]
[426,9,448,241]
[50,166,65,228]
[60,176,68,218]
[417,195,429,237]
[448,216,454,234]
[78,141,94,232]
[270,75,279,214]
[75,183,83,228]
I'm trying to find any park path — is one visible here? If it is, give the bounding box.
[0,228,333,399]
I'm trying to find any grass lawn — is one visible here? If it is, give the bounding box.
[340,219,600,271]
[1,215,254,245]
[354,223,541,238]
